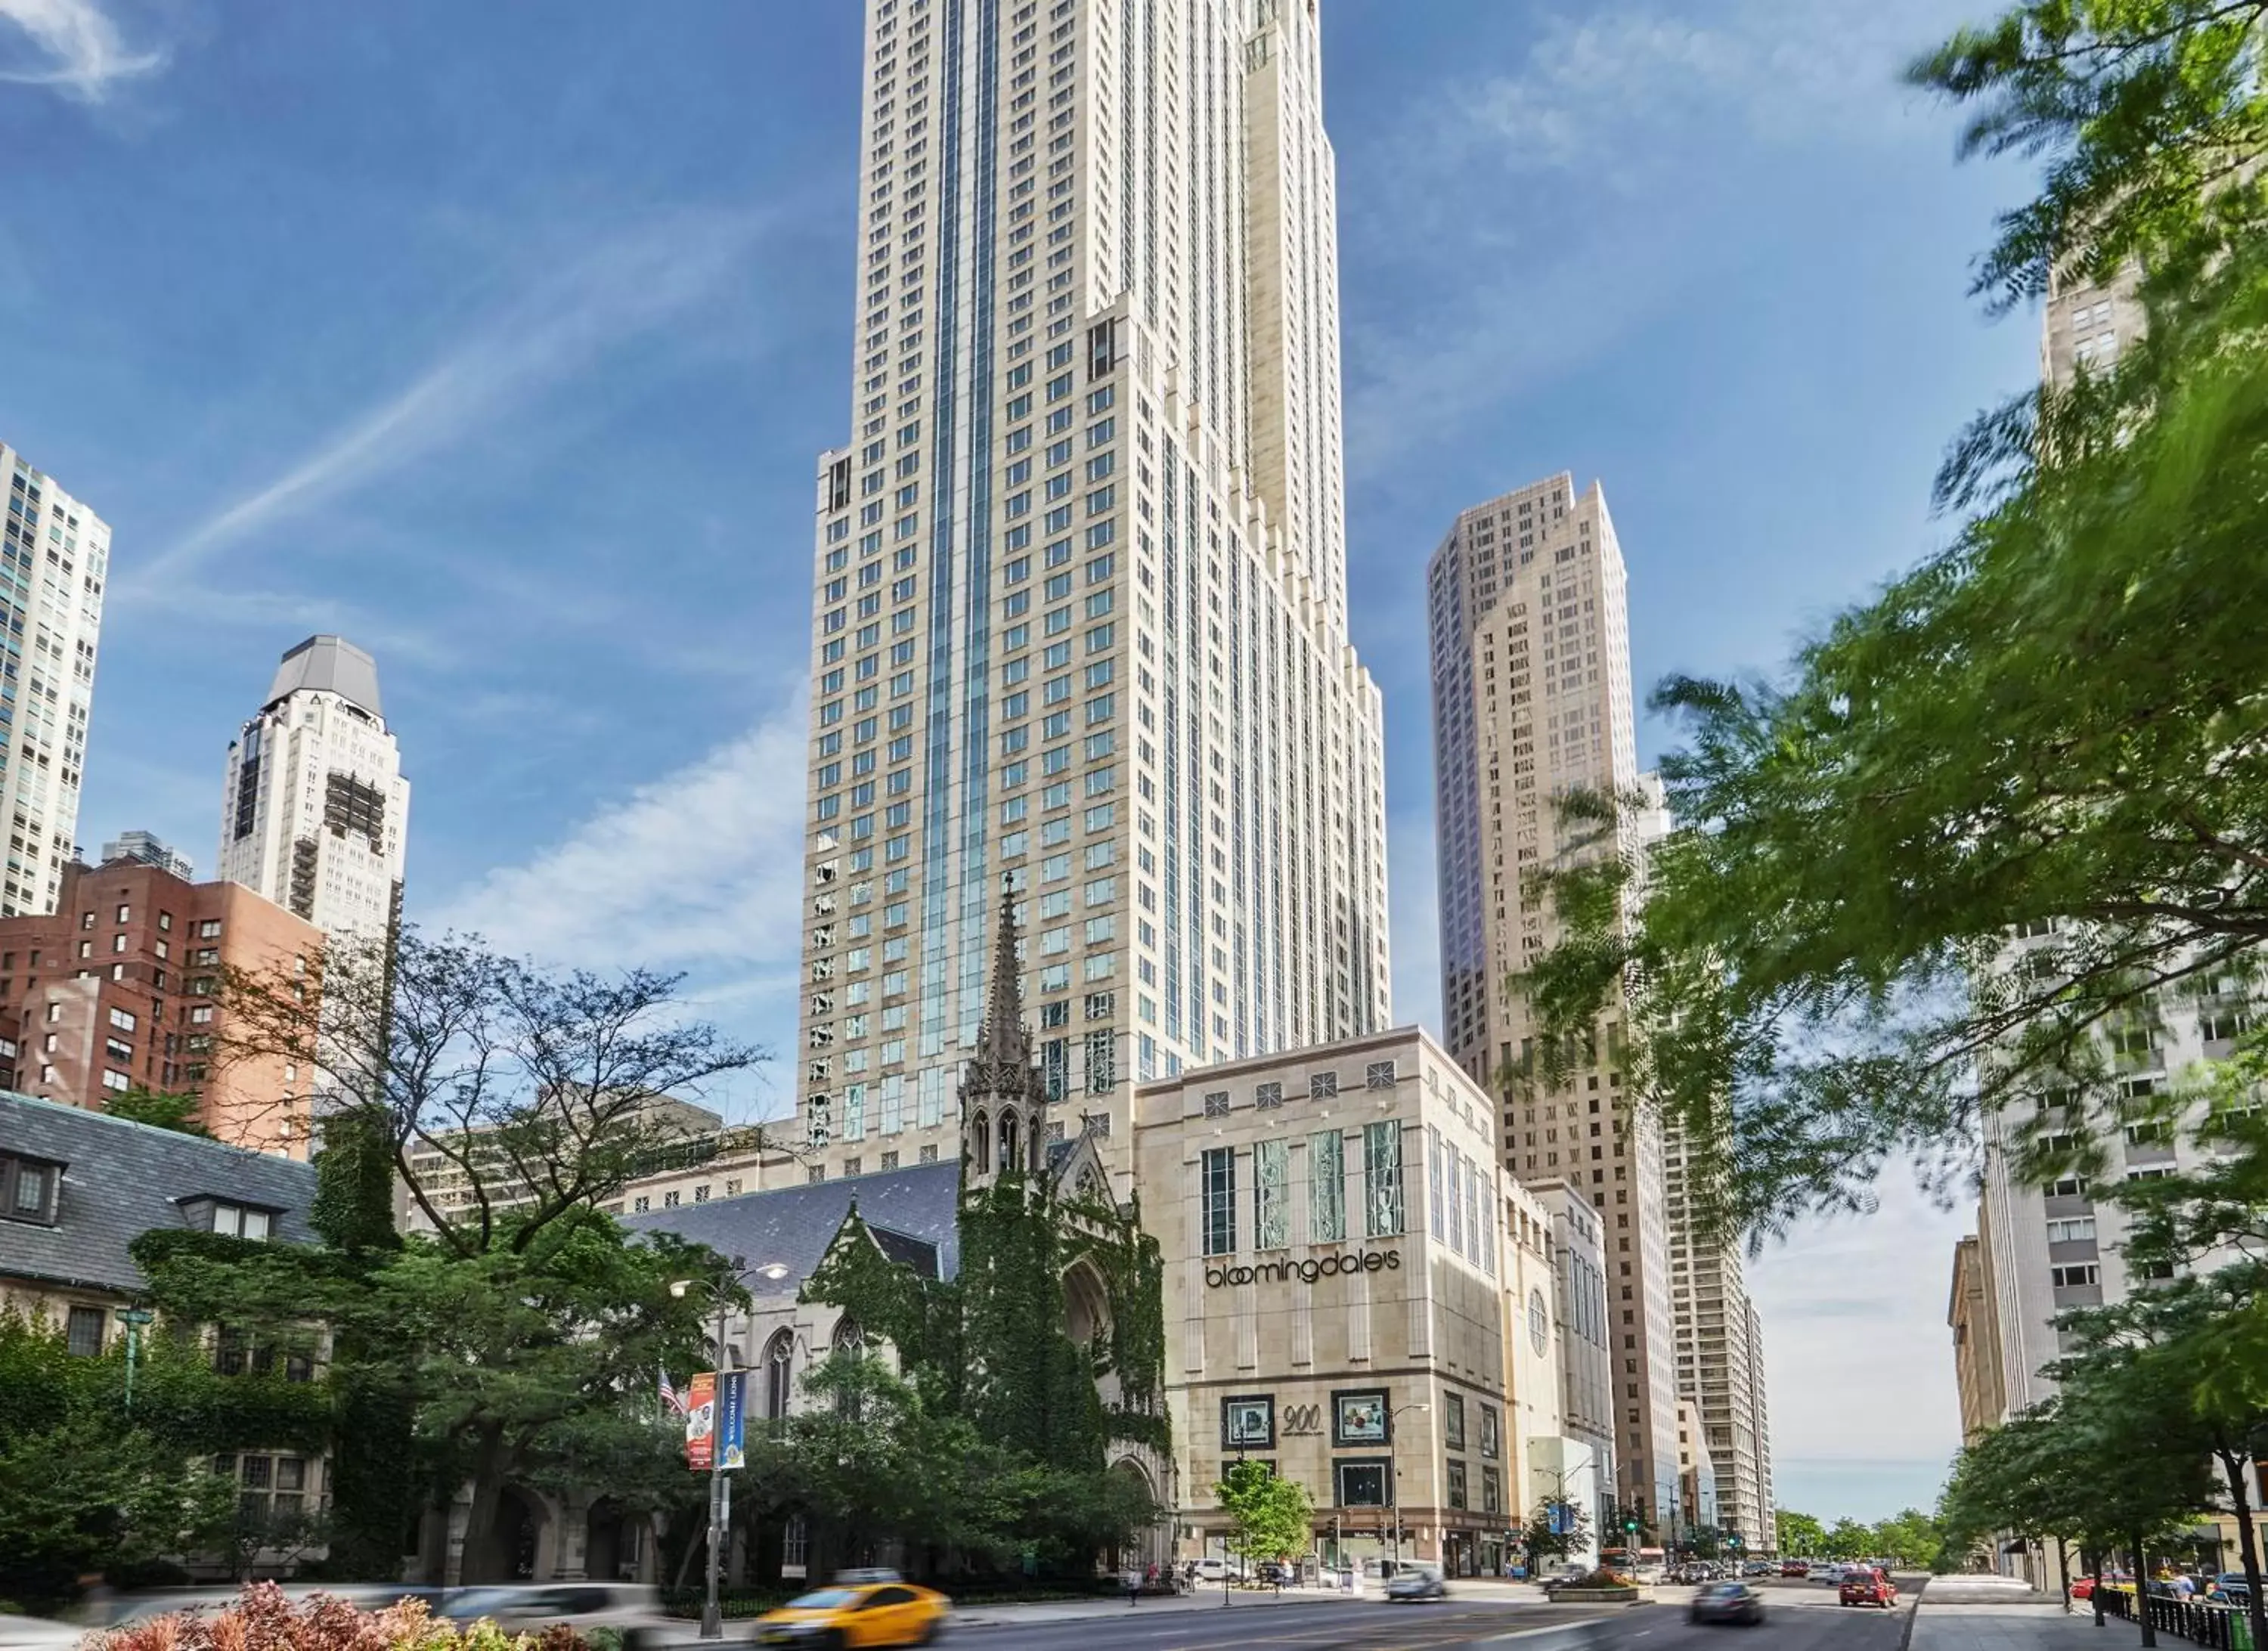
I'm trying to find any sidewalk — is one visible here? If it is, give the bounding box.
[1914,1598,2152,1651]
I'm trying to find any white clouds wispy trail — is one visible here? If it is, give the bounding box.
[432,684,810,980]
[0,0,161,99]
[122,207,770,602]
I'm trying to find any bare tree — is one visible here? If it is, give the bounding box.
[215,925,773,1255]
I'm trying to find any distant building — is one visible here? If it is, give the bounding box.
[218,636,409,949]
[1947,1230,2008,1445]
[1427,472,1682,1530]
[0,1089,324,1566]
[0,855,322,1154]
[101,830,195,881]
[0,444,110,918]
[1674,1396,1720,1538]
[398,1094,726,1235]
[1529,1177,1619,1559]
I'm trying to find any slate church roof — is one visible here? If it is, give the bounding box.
[624,1158,962,1293]
[0,1091,318,1296]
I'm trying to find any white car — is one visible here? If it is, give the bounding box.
[443,1584,669,1649]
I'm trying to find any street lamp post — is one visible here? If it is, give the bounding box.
[671,1256,789,1642]
[1387,1402,1430,1575]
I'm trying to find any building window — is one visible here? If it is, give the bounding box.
[66,1305,106,1358]
[1442,1391,1466,1451]
[1202,1090,1230,1117]
[1362,1120,1404,1237]
[1308,1129,1346,1244]
[1333,1389,1391,1447]
[1479,1404,1500,1460]
[1222,1394,1275,1449]
[633,1196,651,1213]
[782,1510,810,1575]
[1201,1146,1236,1256]
[1365,1060,1397,1089]
[1309,1071,1338,1099]
[1253,1138,1289,1250]
[1446,1460,1468,1510]
[212,1203,273,1241]
[1254,1081,1282,1109]
[2051,1264,2100,1288]
[1335,1458,1389,1507]
[765,1329,796,1420]
[1482,1464,1503,1516]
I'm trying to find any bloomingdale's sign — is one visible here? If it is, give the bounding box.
[1205,1249,1401,1288]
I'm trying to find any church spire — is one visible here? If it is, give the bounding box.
[960,878,1046,1185]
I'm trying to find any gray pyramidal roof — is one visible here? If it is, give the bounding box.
[624,1159,962,1293]
[0,1092,319,1296]
[266,634,383,718]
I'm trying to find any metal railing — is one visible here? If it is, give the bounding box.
[2100,1587,2252,1650]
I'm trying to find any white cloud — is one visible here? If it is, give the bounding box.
[0,0,161,100]
[119,206,771,602]
[1441,0,1968,187]
[1747,1170,1970,1506]
[429,683,810,982]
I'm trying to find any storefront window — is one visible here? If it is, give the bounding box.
[1308,1129,1345,1242]
[1336,1459,1388,1507]
[1254,1138,1289,1250]
[1201,1147,1237,1256]
[1363,1121,1403,1237]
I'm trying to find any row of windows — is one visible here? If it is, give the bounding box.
[1200,1120,1402,1256]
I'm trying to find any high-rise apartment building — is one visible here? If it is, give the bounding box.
[0,444,108,918]
[1664,1123,1773,1551]
[1424,473,1680,1530]
[1745,1298,1773,1541]
[793,0,1391,1184]
[0,854,323,1154]
[218,636,409,949]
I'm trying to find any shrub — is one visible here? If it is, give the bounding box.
[91,1584,595,1651]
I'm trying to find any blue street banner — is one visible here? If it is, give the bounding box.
[717,1369,748,1470]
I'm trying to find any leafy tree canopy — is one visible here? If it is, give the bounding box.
[103,1086,211,1137]
[1512,0,2268,1243]
[1216,1459,1314,1566]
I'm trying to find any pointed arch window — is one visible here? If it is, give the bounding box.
[971,1110,991,1174]
[999,1107,1022,1174]
[764,1328,795,1422]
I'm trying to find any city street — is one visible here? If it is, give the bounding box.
[942,1581,1915,1651]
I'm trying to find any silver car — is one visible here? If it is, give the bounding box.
[1385,1566,1447,1602]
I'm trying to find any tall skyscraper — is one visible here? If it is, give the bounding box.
[1424,473,1681,1531]
[1664,1124,1773,1551]
[218,636,409,949]
[0,444,108,918]
[793,0,1391,1183]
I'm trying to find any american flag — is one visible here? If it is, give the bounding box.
[659,1372,689,1418]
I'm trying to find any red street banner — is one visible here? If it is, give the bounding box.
[685,1371,717,1471]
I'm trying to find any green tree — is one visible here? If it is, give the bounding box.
[0,1309,323,1607]
[151,928,767,1581]
[1870,1508,1947,1572]
[1509,0,2268,1250]
[1523,1498,1593,1567]
[1775,1509,1826,1557]
[103,1086,211,1137]
[1215,1459,1312,1572]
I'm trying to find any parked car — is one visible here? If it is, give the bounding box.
[1780,1560,1810,1578]
[1690,1583,1766,1626]
[1386,1566,1448,1603]
[1840,1569,1898,1609]
[2214,1573,2254,1603]
[753,1578,950,1648]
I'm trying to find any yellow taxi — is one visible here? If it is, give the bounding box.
[754,1571,950,1649]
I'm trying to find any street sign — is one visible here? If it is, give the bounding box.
[718,1370,748,1470]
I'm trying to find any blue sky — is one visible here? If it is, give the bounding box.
[2,0,2043,1522]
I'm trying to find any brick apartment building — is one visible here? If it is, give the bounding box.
[0,856,322,1155]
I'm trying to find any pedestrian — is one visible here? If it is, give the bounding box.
[2172,1572,2197,1600]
